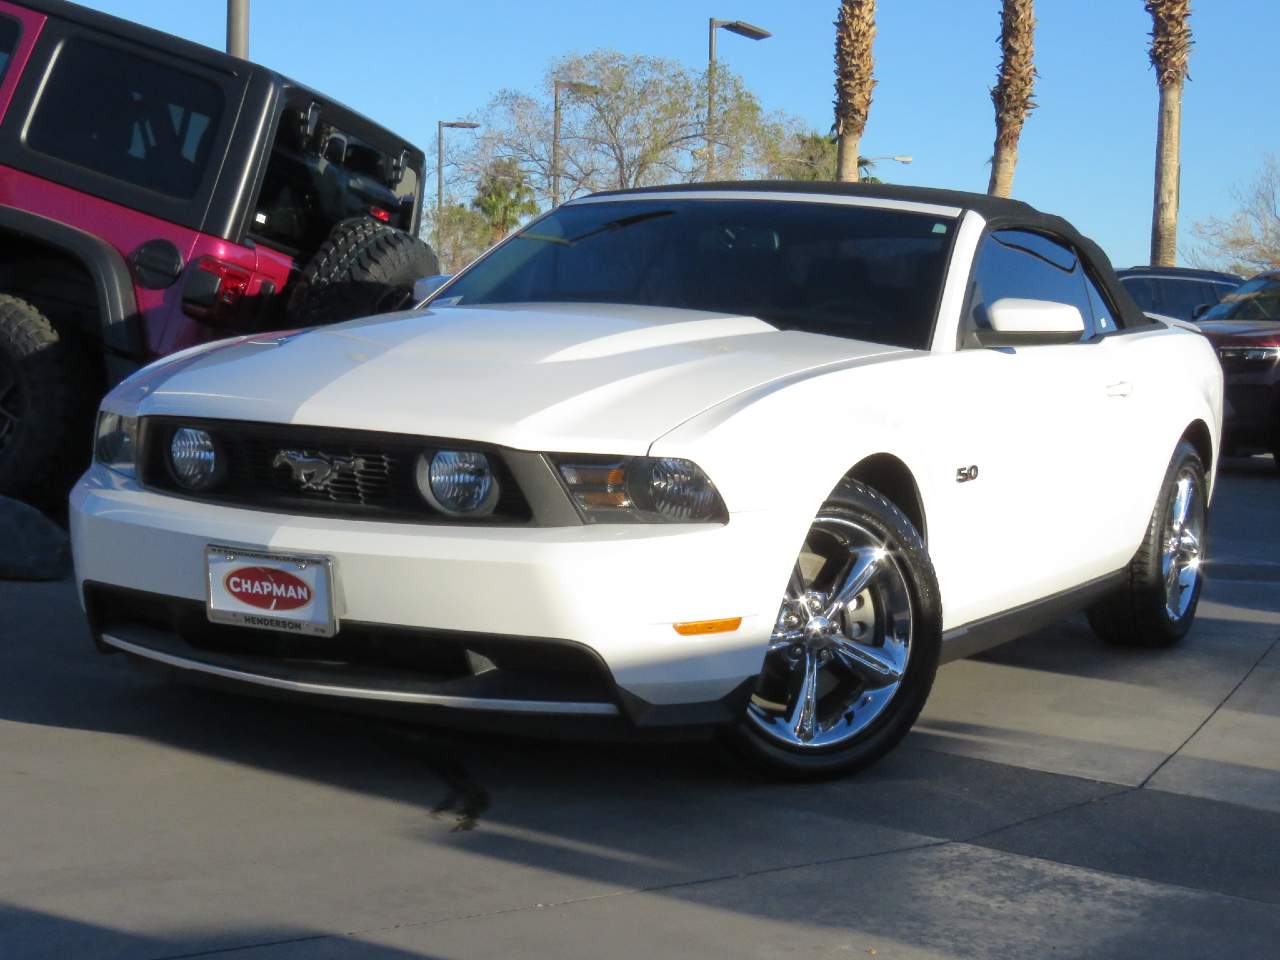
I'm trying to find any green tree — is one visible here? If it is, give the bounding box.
[769,129,880,183]
[987,0,1037,198]
[1146,0,1193,266]
[472,158,538,243]
[425,203,491,275]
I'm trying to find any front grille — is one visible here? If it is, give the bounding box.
[141,417,533,523]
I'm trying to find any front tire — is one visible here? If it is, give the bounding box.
[1087,441,1208,648]
[0,294,94,505]
[721,480,941,779]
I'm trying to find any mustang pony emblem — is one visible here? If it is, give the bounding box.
[272,449,365,492]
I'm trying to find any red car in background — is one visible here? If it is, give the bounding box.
[1196,271,1280,469]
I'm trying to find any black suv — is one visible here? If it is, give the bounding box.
[1116,266,1242,322]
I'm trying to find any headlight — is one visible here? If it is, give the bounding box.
[553,455,728,524]
[168,427,222,490]
[94,411,138,477]
[416,450,499,516]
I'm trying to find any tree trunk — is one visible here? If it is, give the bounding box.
[988,141,1019,197]
[1150,79,1182,266]
[836,133,862,182]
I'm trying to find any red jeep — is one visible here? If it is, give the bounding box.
[0,0,437,505]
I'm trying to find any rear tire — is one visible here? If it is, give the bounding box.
[721,480,941,780]
[287,217,439,328]
[0,294,94,506]
[1087,441,1207,648]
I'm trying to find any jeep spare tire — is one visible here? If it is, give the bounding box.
[288,217,440,328]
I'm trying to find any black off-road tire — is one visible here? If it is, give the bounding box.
[287,217,440,328]
[0,294,95,505]
[1087,441,1208,648]
[720,480,942,780]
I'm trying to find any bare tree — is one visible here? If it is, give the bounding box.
[465,51,786,206]
[1146,0,1193,266]
[987,0,1037,198]
[834,0,877,182]
[1190,154,1280,275]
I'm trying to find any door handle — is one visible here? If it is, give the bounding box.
[1106,381,1133,398]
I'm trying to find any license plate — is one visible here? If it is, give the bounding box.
[206,545,336,637]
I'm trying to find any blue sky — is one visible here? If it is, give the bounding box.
[80,0,1278,269]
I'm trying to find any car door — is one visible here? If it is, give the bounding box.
[931,229,1122,623]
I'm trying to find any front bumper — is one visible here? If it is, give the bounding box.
[70,467,795,727]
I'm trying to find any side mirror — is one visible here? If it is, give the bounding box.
[1192,302,1211,320]
[412,275,453,306]
[979,297,1086,347]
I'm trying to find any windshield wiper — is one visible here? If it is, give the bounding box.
[521,210,674,247]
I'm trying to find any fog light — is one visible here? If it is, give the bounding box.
[417,450,499,516]
[168,427,221,490]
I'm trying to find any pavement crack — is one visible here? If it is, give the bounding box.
[1139,634,1280,790]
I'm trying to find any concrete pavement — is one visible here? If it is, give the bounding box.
[1,458,1277,959]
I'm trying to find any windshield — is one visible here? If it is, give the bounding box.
[1201,276,1280,322]
[441,198,956,349]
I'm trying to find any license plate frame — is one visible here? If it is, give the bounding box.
[205,545,337,638]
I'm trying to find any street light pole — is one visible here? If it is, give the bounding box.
[436,120,480,219]
[705,18,771,181]
[226,0,248,58]
[551,81,601,208]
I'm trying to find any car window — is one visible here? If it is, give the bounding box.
[961,229,1095,346]
[1084,273,1117,333]
[250,107,419,257]
[25,38,223,199]
[1158,279,1218,321]
[0,17,18,82]
[444,199,955,350]
[1213,282,1239,302]
[1201,276,1280,322]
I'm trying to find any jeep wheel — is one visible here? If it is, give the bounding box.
[1087,441,1208,648]
[721,481,942,779]
[288,217,440,328]
[0,295,93,505]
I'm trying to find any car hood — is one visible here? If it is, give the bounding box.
[1196,319,1280,344]
[120,303,909,453]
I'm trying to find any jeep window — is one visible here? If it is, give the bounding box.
[441,199,954,350]
[249,115,419,258]
[962,230,1096,346]
[0,16,18,82]
[25,39,222,199]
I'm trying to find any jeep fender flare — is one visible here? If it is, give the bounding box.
[0,206,143,376]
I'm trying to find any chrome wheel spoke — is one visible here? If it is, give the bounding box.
[824,549,881,620]
[784,649,820,743]
[832,636,902,685]
[1169,478,1192,535]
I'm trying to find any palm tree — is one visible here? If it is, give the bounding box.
[833,0,877,182]
[1146,0,1193,266]
[986,0,1037,198]
[472,158,539,243]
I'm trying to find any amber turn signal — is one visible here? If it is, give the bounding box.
[673,617,743,636]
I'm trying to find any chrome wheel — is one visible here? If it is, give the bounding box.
[1162,466,1205,621]
[746,516,913,751]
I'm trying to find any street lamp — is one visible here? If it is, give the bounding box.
[863,155,914,165]
[437,120,480,218]
[706,17,771,180]
[552,80,601,207]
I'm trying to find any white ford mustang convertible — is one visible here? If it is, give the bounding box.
[71,183,1223,777]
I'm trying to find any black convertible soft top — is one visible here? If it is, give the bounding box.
[589,180,1152,332]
